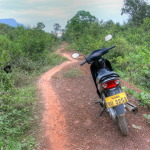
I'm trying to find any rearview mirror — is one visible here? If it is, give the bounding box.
[105,35,112,41]
[72,53,80,59]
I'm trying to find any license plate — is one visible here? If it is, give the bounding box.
[105,92,128,108]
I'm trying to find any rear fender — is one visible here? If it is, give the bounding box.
[114,104,125,116]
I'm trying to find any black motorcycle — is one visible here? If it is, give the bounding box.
[72,35,137,136]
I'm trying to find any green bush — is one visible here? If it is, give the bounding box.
[0,72,14,90]
[0,23,64,149]
[0,35,12,67]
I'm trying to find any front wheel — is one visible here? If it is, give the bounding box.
[118,116,129,136]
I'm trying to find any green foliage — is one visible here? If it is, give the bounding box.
[143,114,150,119]
[53,23,61,36]
[63,67,82,78]
[0,72,14,90]
[0,35,12,66]
[0,52,64,149]
[64,10,101,43]
[36,22,45,30]
[143,114,150,124]
[0,84,36,149]
[0,137,35,150]
[64,10,150,107]
[0,22,63,149]
[121,0,150,25]
[122,86,150,107]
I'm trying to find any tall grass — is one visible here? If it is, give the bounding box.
[0,23,66,149]
[0,51,65,149]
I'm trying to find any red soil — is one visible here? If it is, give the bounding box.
[37,45,150,150]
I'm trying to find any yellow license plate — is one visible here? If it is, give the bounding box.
[105,92,128,108]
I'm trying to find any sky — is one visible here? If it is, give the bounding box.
[0,0,132,32]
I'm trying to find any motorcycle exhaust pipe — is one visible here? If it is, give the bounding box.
[125,102,138,114]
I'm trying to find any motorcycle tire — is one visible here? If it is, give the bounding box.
[118,116,129,136]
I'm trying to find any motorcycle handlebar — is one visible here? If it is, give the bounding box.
[80,60,87,66]
[101,46,116,55]
[108,45,116,50]
[80,46,116,66]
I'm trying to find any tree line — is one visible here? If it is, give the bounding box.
[0,22,63,149]
[62,0,150,94]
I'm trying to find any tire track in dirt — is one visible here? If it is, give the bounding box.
[37,46,77,150]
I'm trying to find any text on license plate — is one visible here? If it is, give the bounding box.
[105,92,128,108]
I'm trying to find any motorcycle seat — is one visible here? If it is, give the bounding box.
[96,68,119,84]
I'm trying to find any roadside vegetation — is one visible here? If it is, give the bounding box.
[0,0,150,149]
[0,23,65,149]
[62,0,150,108]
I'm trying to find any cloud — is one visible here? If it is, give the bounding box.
[0,0,124,16]
[27,0,48,2]
[19,8,68,19]
[0,0,128,32]
[58,0,124,8]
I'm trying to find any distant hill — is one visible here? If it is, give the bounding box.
[0,18,24,27]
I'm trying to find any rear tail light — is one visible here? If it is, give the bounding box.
[101,79,120,89]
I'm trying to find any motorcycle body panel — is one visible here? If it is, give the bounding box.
[96,68,119,84]
[113,104,125,116]
[90,61,126,117]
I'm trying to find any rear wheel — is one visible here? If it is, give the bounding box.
[118,116,129,136]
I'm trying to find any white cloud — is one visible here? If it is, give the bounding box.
[0,0,128,32]
[27,0,48,3]
[59,0,124,8]
[20,8,68,19]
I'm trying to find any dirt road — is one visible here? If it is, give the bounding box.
[37,45,150,150]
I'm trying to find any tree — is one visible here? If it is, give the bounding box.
[36,22,45,30]
[121,0,150,25]
[66,10,98,31]
[53,23,61,36]
[64,10,99,42]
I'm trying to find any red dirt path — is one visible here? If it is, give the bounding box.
[37,45,150,150]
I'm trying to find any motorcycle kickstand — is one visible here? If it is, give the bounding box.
[95,100,106,116]
[99,106,106,116]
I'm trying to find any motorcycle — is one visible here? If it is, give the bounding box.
[72,35,138,136]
